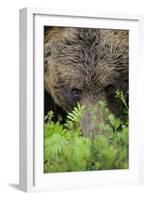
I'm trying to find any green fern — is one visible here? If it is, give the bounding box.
[65,102,85,131]
[116,90,128,112]
[44,94,128,173]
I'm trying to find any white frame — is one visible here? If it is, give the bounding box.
[19,7,144,192]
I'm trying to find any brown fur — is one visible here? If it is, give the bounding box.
[44,27,128,136]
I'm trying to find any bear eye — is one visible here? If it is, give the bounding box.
[106,84,114,91]
[71,88,82,99]
[105,81,118,95]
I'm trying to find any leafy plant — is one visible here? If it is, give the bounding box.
[44,93,129,173]
[65,102,85,131]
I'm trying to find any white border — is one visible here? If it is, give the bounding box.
[19,8,144,192]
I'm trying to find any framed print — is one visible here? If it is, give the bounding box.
[19,8,144,192]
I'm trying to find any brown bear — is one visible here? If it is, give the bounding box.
[44,27,128,136]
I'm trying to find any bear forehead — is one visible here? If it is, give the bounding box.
[45,28,128,91]
[49,28,128,83]
[50,28,128,70]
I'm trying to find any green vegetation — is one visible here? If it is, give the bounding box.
[44,91,129,173]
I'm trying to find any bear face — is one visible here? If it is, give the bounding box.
[44,27,128,136]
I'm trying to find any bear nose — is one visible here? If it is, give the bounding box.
[80,110,97,137]
[80,98,106,137]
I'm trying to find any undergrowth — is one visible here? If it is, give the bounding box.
[44,90,129,173]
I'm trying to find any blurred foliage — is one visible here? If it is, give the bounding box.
[44,91,129,173]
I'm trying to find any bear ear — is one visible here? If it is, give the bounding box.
[44,26,65,43]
